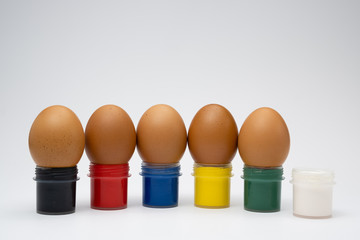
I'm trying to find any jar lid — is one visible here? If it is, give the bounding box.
[291,168,335,185]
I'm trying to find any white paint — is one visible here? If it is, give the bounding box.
[291,168,335,218]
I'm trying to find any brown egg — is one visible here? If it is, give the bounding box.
[137,104,187,164]
[188,104,238,164]
[29,105,85,167]
[238,107,290,167]
[85,105,136,164]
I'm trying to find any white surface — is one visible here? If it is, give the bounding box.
[1,1,360,239]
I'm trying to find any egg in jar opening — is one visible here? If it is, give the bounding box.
[85,104,136,165]
[238,107,290,168]
[28,105,85,168]
[136,104,187,164]
[188,104,238,165]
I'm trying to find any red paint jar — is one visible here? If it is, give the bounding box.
[89,163,130,210]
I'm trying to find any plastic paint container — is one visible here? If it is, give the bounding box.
[89,163,130,210]
[140,163,181,208]
[242,166,284,212]
[193,163,232,208]
[291,168,335,218]
[34,166,79,215]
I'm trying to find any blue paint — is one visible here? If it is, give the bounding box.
[140,163,181,208]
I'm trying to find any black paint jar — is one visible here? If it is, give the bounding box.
[34,166,79,215]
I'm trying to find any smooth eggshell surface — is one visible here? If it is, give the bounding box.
[188,104,238,164]
[85,105,136,164]
[238,107,290,167]
[28,105,85,167]
[136,104,187,164]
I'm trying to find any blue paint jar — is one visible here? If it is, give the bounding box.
[140,162,181,208]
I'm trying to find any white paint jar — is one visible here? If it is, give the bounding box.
[290,168,335,218]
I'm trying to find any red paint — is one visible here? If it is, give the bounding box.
[89,163,130,210]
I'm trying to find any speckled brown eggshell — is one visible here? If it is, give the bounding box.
[85,105,136,164]
[238,107,290,167]
[188,104,238,165]
[136,104,187,164]
[28,105,85,168]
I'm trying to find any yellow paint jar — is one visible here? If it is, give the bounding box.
[192,163,233,208]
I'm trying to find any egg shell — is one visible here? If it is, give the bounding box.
[188,104,238,164]
[85,105,136,164]
[28,105,85,168]
[136,104,187,164]
[238,107,290,167]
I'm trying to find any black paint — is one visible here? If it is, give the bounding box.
[34,166,78,215]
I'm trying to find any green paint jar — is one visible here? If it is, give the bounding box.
[242,166,284,212]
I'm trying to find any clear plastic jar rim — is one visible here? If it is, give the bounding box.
[88,163,130,178]
[140,162,181,177]
[33,177,80,183]
[34,166,78,181]
[192,163,233,177]
[88,174,131,179]
[241,165,284,181]
[141,162,180,169]
[193,163,232,168]
[290,168,335,185]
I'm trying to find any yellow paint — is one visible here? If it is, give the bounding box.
[193,164,232,208]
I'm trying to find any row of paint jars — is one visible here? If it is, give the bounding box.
[29,104,335,218]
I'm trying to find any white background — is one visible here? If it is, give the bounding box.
[1,1,359,239]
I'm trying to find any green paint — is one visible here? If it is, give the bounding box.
[243,166,284,212]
